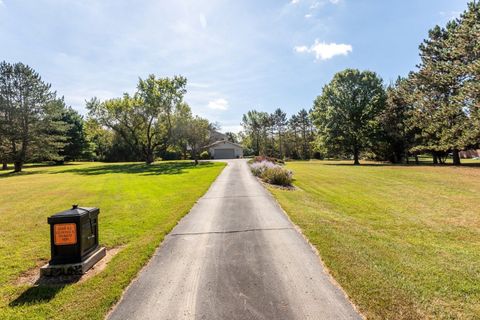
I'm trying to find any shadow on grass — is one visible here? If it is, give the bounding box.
[0,170,49,179]
[0,163,80,179]
[9,274,83,306]
[53,161,215,176]
[321,161,480,168]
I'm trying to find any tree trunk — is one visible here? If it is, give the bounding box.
[432,153,438,165]
[405,152,410,164]
[194,152,199,165]
[146,151,154,164]
[415,155,419,165]
[14,161,23,173]
[353,146,360,165]
[2,162,7,170]
[452,149,461,166]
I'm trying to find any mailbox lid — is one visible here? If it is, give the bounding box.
[48,206,99,223]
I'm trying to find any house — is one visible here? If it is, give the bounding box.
[206,140,243,159]
[209,131,227,143]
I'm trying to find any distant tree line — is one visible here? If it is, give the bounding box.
[241,108,315,160]
[241,1,479,165]
[0,63,218,172]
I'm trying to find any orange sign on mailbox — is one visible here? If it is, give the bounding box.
[54,223,77,245]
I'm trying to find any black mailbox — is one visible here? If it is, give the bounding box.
[47,205,100,265]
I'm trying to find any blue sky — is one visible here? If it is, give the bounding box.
[0,0,469,132]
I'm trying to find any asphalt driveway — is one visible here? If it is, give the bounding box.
[108,159,361,320]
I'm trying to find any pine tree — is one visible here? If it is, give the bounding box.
[0,62,66,172]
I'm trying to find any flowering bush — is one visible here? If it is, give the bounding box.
[250,160,293,186]
[250,160,276,177]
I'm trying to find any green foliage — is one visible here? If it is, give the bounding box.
[377,77,417,163]
[261,166,293,186]
[59,105,90,161]
[249,160,293,186]
[199,151,210,160]
[84,118,114,161]
[241,108,314,159]
[0,61,67,172]
[225,131,238,143]
[87,75,188,164]
[312,69,387,165]
[185,116,211,164]
[402,2,480,165]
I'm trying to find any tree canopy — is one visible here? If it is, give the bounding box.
[0,61,67,172]
[312,69,386,165]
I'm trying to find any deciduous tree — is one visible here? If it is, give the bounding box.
[312,69,386,165]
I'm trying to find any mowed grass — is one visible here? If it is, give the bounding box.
[269,161,480,320]
[0,161,225,320]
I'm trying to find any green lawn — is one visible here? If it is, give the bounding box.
[269,161,480,320]
[0,161,225,320]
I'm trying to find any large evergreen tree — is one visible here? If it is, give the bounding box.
[410,21,471,165]
[380,77,416,163]
[0,62,66,172]
[453,2,480,149]
[58,103,90,161]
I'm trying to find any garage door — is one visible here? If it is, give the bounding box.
[214,149,235,159]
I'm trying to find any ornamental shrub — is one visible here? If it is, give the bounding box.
[262,166,293,186]
[249,160,293,186]
[200,151,210,160]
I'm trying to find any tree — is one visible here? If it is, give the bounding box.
[225,132,238,143]
[136,75,187,160]
[58,103,90,161]
[0,61,66,172]
[272,108,287,158]
[380,77,416,163]
[185,116,210,165]
[171,102,194,159]
[453,2,480,150]
[241,110,265,156]
[312,69,387,165]
[87,75,187,164]
[410,21,470,165]
[296,109,313,159]
[84,118,114,161]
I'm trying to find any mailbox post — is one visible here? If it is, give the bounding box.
[41,205,106,276]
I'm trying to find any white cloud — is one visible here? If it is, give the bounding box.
[294,45,309,53]
[305,13,312,18]
[291,0,300,4]
[208,98,229,110]
[330,0,340,4]
[294,40,352,60]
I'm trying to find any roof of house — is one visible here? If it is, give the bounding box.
[205,140,243,149]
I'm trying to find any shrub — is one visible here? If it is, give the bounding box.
[262,166,293,186]
[249,160,293,186]
[200,151,210,160]
[250,160,276,177]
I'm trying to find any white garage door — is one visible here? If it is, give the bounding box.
[214,149,235,159]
